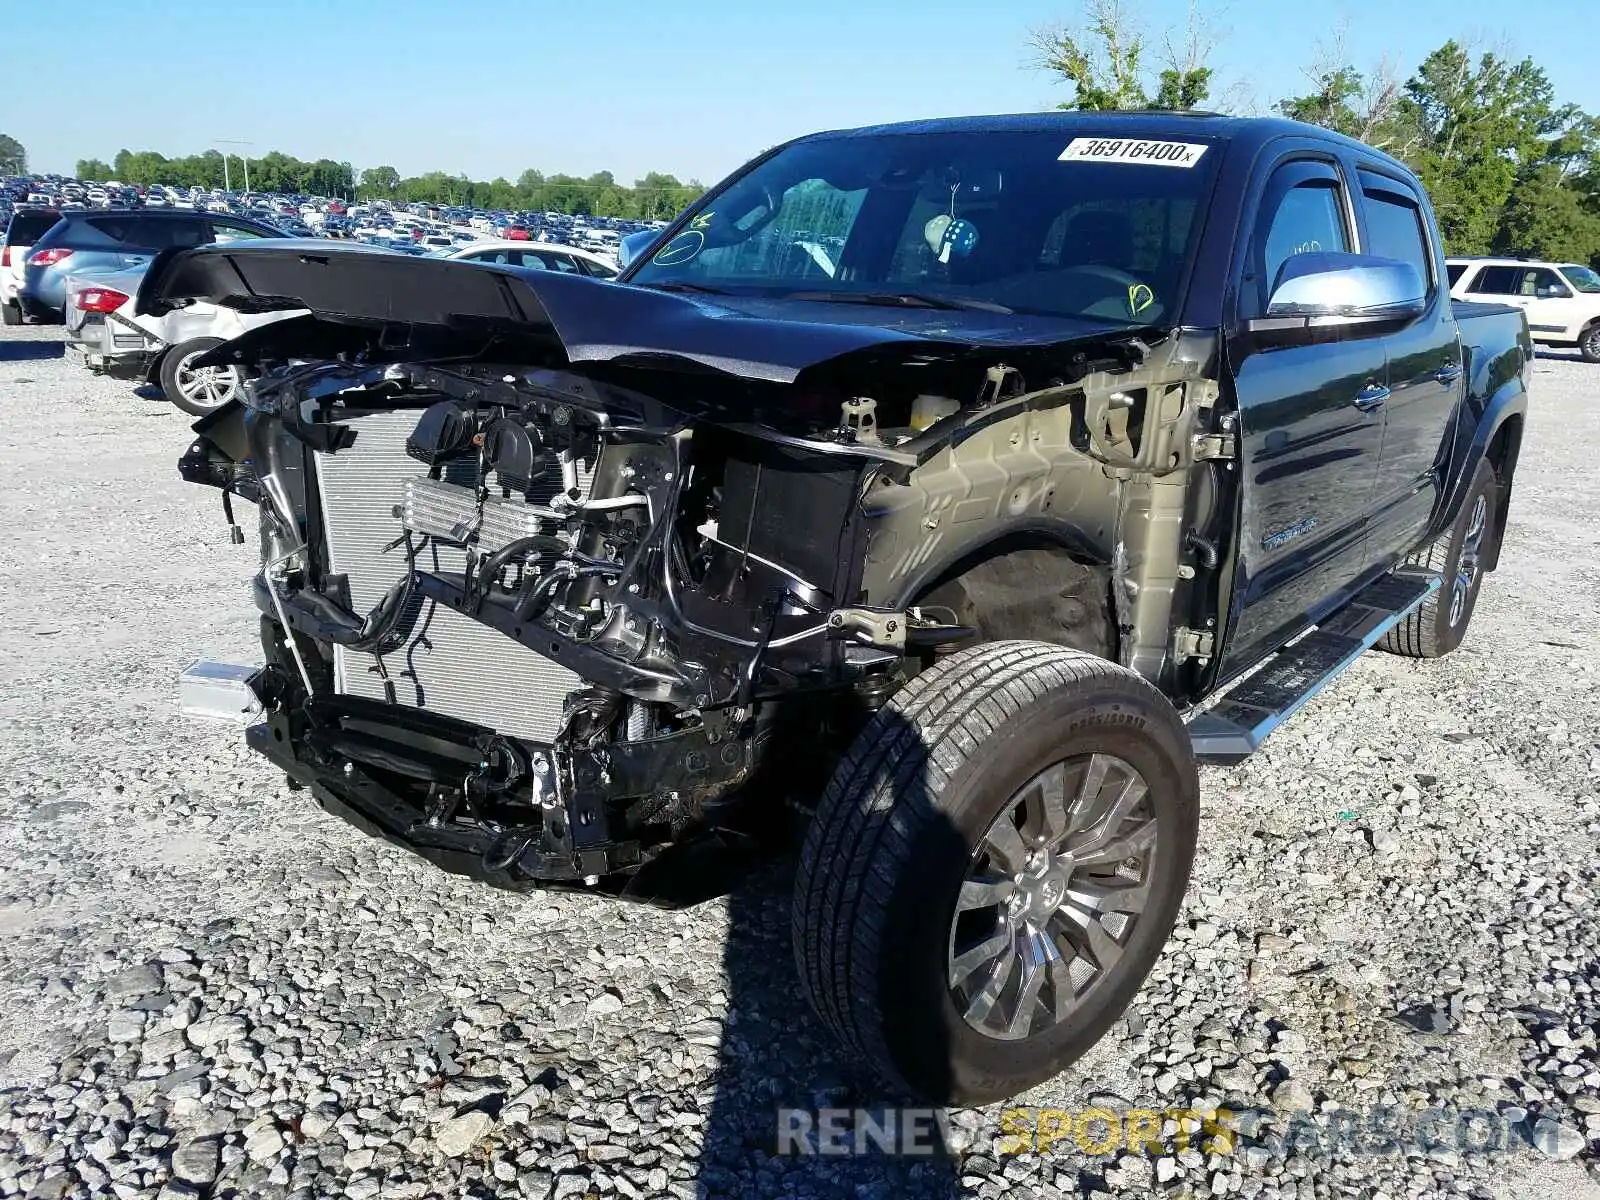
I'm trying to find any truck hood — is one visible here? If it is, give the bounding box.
[136,240,1157,385]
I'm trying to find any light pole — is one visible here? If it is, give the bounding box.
[216,139,253,192]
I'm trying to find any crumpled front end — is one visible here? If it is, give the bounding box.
[182,357,941,903]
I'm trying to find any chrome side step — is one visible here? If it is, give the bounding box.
[1187,570,1440,765]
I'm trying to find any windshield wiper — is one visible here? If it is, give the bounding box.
[638,280,733,296]
[785,289,1014,315]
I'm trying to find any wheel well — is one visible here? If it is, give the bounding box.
[910,534,1116,661]
[1481,415,1523,572]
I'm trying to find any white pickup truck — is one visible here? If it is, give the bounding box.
[1448,256,1600,361]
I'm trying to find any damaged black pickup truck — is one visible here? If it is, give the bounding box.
[149,113,1530,1104]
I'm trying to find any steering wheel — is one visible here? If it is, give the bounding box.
[1053,264,1158,319]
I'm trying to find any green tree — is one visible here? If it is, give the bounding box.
[76,158,114,181]
[1402,42,1560,254]
[1032,0,1216,111]
[360,165,400,196]
[0,133,25,175]
[1494,162,1600,262]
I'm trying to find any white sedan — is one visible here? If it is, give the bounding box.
[439,240,619,279]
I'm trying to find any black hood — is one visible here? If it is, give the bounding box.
[138,241,1158,385]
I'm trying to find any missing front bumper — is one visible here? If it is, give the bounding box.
[237,673,758,904]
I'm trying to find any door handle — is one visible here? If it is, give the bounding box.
[1353,383,1390,412]
[1433,362,1463,385]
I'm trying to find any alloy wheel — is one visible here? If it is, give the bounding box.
[173,350,241,410]
[1449,493,1489,628]
[948,753,1158,1041]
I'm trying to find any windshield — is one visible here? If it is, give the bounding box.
[1561,265,1600,293]
[625,129,1219,324]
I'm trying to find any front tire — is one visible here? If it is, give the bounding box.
[160,337,245,416]
[1580,324,1600,363]
[1378,459,1498,659]
[792,641,1199,1105]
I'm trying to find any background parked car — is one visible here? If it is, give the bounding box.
[62,264,311,414]
[19,208,286,322]
[2,206,61,325]
[440,240,619,278]
[1448,256,1600,361]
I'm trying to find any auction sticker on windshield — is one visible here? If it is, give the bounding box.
[1059,138,1209,168]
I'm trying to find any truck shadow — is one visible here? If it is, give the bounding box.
[699,871,972,1199]
[697,705,976,1199]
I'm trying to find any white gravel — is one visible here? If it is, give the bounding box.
[0,324,1598,1200]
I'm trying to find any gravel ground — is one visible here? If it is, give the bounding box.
[0,323,1597,1200]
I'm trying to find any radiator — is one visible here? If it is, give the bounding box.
[312,408,581,742]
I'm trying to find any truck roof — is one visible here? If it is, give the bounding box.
[804,111,1406,171]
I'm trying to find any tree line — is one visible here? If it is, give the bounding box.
[1035,0,1600,264]
[70,149,706,222]
[0,133,26,176]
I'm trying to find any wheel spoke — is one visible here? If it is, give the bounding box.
[950,929,1013,985]
[962,941,1018,1026]
[1062,753,1112,833]
[1072,815,1157,869]
[1062,874,1150,917]
[1068,774,1148,860]
[1021,761,1071,847]
[1002,930,1056,1039]
[957,876,1015,914]
[982,812,1030,873]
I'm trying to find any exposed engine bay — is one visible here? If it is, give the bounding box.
[163,244,1234,904]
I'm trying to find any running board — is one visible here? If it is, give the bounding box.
[1187,570,1440,765]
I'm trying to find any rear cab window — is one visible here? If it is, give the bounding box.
[1357,172,1435,299]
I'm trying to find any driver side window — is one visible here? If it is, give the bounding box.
[1263,185,1347,291]
[1245,163,1351,318]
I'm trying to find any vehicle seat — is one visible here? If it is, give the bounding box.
[1057,209,1135,271]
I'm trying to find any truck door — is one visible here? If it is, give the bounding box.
[1356,170,1462,564]
[1222,157,1385,676]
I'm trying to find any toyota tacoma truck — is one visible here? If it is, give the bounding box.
[148,113,1530,1105]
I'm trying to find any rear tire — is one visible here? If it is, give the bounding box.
[1378,459,1498,658]
[1,300,19,326]
[1580,324,1600,363]
[792,640,1199,1105]
[160,337,245,416]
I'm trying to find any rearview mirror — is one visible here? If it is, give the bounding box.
[1249,252,1425,345]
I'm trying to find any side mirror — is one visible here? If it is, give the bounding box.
[1248,252,1425,344]
[617,228,659,271]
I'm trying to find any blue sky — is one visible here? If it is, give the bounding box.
[4,0,1593,186]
